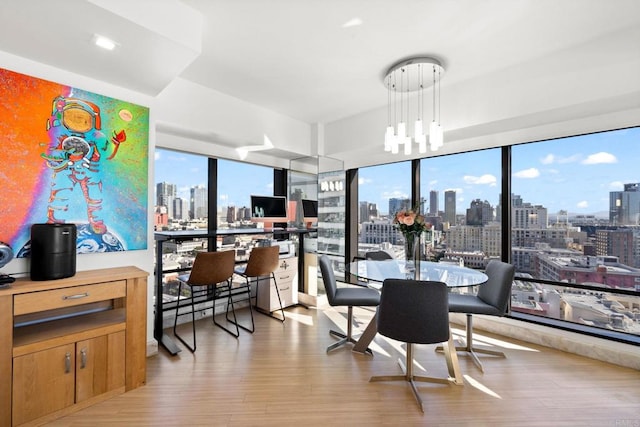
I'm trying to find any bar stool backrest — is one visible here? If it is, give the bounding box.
[244,245,280,277]
[188,250,235,286]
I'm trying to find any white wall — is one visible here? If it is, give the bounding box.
[0,49,315,351]
[155,77,312,167]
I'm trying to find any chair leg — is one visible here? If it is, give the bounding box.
[212,280,240,338]
[226,278,255,333]
[370,343,453,413]
[436,314,506,372]
[173,282,197,352]
[254,273,286,323]
[327,306,373,355]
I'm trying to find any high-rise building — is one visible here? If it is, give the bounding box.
[429,190,438,215]
[358,202,379,222]
[513,203,548,229]
[610,183,640,225]
[190,185,208,219]
[596,229,634,266]
[389,198,410,217]
[466,199,494,226]
[156,182,177,217]
[444,190,456,225]
[172,197,188,220]
[226,206,236,224]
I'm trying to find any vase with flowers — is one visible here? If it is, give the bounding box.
[393,206,432,264]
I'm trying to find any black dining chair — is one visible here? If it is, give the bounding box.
[438,259,515,372]
[318,255,381,354]
[369,279,462,412]
[365,250,394,260]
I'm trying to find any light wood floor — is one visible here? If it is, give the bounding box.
[47,304,640,427]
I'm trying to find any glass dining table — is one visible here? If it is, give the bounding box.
[346,259,488,383]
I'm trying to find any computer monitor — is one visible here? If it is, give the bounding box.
[302,199,318,224]
[250,195,288,224]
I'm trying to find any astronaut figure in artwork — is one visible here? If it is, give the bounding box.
[41,96,126,234]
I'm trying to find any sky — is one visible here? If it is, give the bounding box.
[359,126,640,216]
[154,149,273,208]
[156,126,640,217]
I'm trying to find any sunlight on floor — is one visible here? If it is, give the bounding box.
[464,374,502,399]
[283,310,315,326]
[450,326,540,352]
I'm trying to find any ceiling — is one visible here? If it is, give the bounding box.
[0,0,639,127]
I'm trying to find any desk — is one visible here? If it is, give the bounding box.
[348,260,487,370]
[155,227,316,355]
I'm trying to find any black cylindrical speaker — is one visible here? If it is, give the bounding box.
[30,223,77,281]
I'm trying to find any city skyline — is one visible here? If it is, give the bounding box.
[156,127,639,218]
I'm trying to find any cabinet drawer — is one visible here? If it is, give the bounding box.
[275,269,295,282]
[14,281,126,316]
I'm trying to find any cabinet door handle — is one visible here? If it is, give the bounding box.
[62,292,90,300]
[80,348,87,369]
[281,286,289,291]
[64,352,71,373]
[280,275,290,280]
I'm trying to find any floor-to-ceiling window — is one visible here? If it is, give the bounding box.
[357,162,412,258]
[419,148,502,267]
[511,127,640,340]
[154,148,209,304]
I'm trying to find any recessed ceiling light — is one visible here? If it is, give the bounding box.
[93,34,117,51]
[342,17,363,28]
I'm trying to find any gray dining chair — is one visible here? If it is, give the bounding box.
[318,255,381,354]
[369,279,462,412]
[365,250,394,260]
[439,259,515,372]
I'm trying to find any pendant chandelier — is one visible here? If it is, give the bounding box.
[383,57,444,155]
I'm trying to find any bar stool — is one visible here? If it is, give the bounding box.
[234,245,284,323]
[173,250,244,352]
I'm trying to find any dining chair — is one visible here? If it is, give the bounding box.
[318,255,381,354]
[438,259,515,372]
[234,245,284,323]
[365,250,394,260]
[369,279,462,412]
[173,250,243,352]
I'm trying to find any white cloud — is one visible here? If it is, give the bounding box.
[358,177,372,185]
[463,174,497,186]
[557,154,582,164]
[154,151,161,161]
[540,153,582,164]
[514,168,540,178]
[382,190,409,200]
[577,201,589,209]
[429,180,438,186]
[540,154,554,164]
[609,181,624,190]
[582,152,617,165]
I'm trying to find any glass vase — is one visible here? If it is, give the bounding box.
[404,233,421,263]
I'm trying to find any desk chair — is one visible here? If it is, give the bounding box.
[365,250,394,261]
[370,279,462,412]
[234,245,284,323]
[319,255,380,354]
[173,250,242,352]
[438,259,515,372]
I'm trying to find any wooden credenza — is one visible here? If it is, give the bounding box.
[0,266,148,426]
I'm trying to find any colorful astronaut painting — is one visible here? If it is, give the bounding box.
[0,68,149,256]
